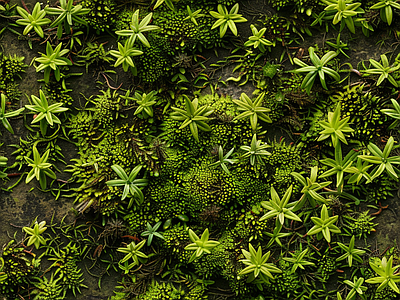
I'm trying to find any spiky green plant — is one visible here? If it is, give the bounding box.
[16,2,51,38]
[318,103,354,146]
[141,222,165,246]
[209,4,247,38]
[23,220,47,249]
[283,248,315,273]
[184,228,220,263]
[260,185,301,227]
[170,95,214,142]
[244,25,275,53]
[362,54,400,87]
[115,9,159,47]
[117,240,148,270]
[24,146,56,189]
[366,256,400,293]
[0,94,24,134]
[322,0,364,33]
[209,146,238,174]
[306,204,341,243]
[34,42,72,82]
[240,134,271,167]
[106,165,148,208]
[336,235,365,267]
[370,0,400,25]
[293,46,340,95]
[109,39,143,73]
[25,90,68,136]
[233,92,271,131]
[291,166,332,210]
[239,243,282,283]
[358,136,400,180]
[183,6,204,26]
[45,0,90,38]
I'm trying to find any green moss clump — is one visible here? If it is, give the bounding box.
[82,0,117,32]
[334,84,388,142]
[49,244,87,297]
[43,82,74,107]
[264,260,302,298]
[0,54,26,103]
[137,281,184,299]
[90,89,123,128]
[0,241,36,299]
[163,224,192,263]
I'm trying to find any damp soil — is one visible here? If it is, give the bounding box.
[1,0,400,299]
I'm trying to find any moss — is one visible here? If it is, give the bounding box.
[0,241,36,299]
[43,81,74,107]
[333,84,388,142]
[90,89,123,128]
[49,244,87,297]
[162,224,192,263]
[137,281,184,299]
[264,260,302,298]
[82,0,117,32]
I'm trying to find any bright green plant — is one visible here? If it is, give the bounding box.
[127,90,158,119]
[184,228,220,263]
[109,39,143,73]
[141,222,165,246]
[319,144,357,188]
[239,243,282,283]
[362,54,400,87]
[44,0,90,38]
[292,46,340,95]
[318,103,354,146]
[370,0,400,25]
[358,136,400,180]
[347,158,373,184]
[0,94,24,134]
[117,240,148,270]
[170,95,214,142]
[232,92,271,131]
[343,276,367,300]
[22,220,47,249]
[366,256,400,293]
[306,204,341,243]
[322,0,364,33]
[260,185,301,227]
[209,4,247,38]
[25,146,56,189]
[183,6,204,26]
[25,90,68,136]
[283,248,315,273]
[0,156,7,178]
[153,0,175,11]
[265,225,292,247]
[381,99,400,129]
[115,9,159,47]
[106,165,148,208]
[32,273,64,299]
[244,25,275,53]
[34,41,72,83]
[325,33,350,58]
[16,2,51,38]
[209,146,238,174]
[291,166,332,210]
[240,134,271,167]
[336,236,366,267]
